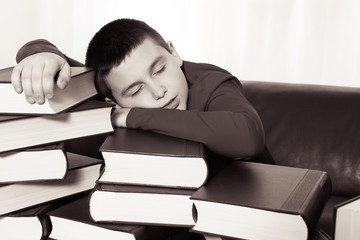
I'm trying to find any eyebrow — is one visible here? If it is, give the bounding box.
[121,55,165,96]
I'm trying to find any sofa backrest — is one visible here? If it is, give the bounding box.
[242,81,360,197]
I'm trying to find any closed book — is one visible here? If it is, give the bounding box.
[89,183,196,227]
[0,100,114,152]
[0,143,68,183]
[49,194,186,240]
[0,66,98,115]
[0,152,102,216]
[98,128,208,189]
[0,193,86,240]
[334,195,360,240]
[190,161,332,240]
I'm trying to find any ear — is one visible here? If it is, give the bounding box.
[167,41,183,66]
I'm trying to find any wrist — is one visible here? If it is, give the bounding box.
[111,108,131,128]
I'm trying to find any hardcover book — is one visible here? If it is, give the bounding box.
[0,66,98,114]
[0,100,114,152]
[49,194,186,240]
[190,161,332,240]
[89,183,196,227]
[98,128,207,189]
[334,195,360,240]
[0,193,86,240]
[0,152,102,216]
[0,143,68,183]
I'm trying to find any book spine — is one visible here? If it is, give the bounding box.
[283,171,332,237]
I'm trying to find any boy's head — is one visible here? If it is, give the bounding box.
[86,18,188,110]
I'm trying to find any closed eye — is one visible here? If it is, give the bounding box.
[130,84,144,97]
[153,65,166,76]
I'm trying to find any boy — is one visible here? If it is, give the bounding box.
[11,18,264,160]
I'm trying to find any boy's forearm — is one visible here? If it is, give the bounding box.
[16,39,66,63]
[126,108,264,159]
[16,39,84,67]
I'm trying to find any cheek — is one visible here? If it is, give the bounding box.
[166,69,188,91]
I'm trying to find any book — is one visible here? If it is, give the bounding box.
[49,194,187,240]
[0,143,68,183]
[190,161,332,240]
[89,183,196,227]
[203,227,333,240]
[0,152,102,216]
[98,128,208,189]
[334,195,360,240]
[0,66,98,115]
[0,193,86,240]
[0,100,114,152]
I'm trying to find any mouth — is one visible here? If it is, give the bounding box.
[162,96,180,109]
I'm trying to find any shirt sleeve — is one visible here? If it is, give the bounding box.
[16,39,84,67]
[126,79,265,159]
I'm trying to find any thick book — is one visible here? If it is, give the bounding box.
[89,183,196,227]
[0,193,86,240]
[0,100,114,152]
[0,66,98,115]
[190,161,332,240]
[98,128,208,189]
[49,194,186,240]
[0,152,102,216]
[333,195,360,240]
[0,143,68,183]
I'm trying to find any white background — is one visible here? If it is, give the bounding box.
[1,0,360,87]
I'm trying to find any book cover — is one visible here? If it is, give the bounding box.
[49,193,186,240]
[190,161,332,240]
[333,195,360,240]
[89,183,196,227]
[0,66,98,115]
[0,193,87,240]
[0,143,68,183]
[98,128,208,189]
[0,152,103,216]
[0,100,114,153]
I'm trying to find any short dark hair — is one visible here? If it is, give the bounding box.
[85,18,170,101]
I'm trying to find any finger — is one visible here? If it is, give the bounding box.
[31,64,46,104]
[11,65,24,94]
[56,63,71,90]
[21,66,35,104]
[42,67,56,100]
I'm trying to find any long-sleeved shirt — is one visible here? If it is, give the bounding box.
[16,39,265,160]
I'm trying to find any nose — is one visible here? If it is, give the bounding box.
[151,82,167,100]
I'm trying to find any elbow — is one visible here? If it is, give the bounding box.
[235,114,266,159]
[244,128,265,157]
[216,126,265,160]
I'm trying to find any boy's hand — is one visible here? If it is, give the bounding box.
[111,107,131,128]
[11,52,71,104]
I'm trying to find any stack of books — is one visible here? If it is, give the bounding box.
[0,66,333,240]
[86,128,332,240]
[88,128,209,228]
[0,66,114,239]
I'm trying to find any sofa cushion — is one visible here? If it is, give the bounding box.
[242,81,360,197]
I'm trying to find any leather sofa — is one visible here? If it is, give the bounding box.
[242,80,360,238]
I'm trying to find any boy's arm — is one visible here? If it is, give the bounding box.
[124,79,265,159]
[12,39,83,104]
[16,39,84,67]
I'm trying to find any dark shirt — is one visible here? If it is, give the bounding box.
[16,39,265,159]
